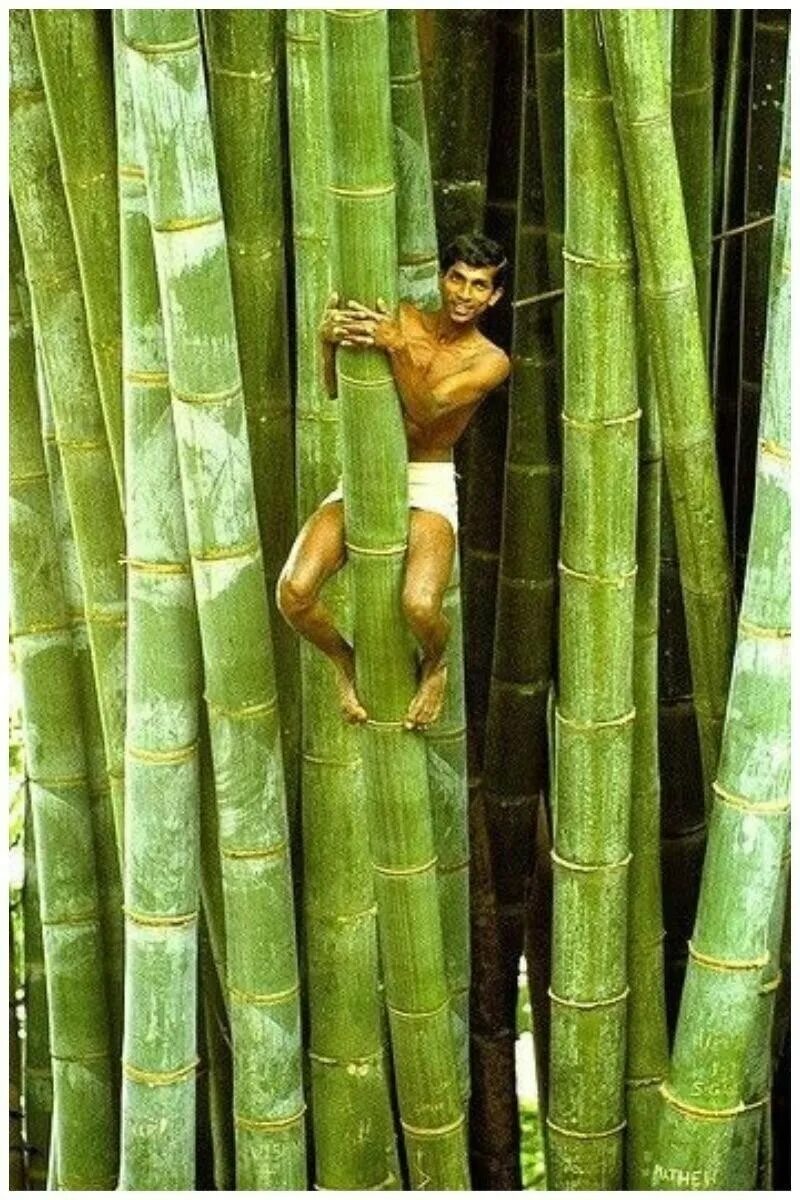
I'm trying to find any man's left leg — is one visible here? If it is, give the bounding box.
[401,508,456,729]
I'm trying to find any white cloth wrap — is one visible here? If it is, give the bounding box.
[321,460,459,532]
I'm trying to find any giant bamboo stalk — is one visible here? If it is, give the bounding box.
[533,10,565,356]
[546,15,639,1188]
[9,9,127,858]
[389,8,471,1105]
[288,10,398,1187]
[123,10,305,1188]
[10,211,117,1192]
[115,23,202,1188]
[652,79,790,1187]
[204,10,300,816]
[22,789,52,1191]
[30,10,124,501]
[323,10,469,1189]
[602,9,734,804]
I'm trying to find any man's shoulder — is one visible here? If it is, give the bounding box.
[473,333,511,381]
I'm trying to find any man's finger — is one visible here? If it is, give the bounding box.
[347,299,383,321]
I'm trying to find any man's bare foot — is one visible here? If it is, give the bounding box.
[404,661,448,730]
[332,654,368,725]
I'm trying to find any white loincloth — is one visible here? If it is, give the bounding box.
[320,460,459,532]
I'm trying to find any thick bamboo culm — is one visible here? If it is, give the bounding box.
[9,8,127,861]
[602,9,734,805]
[546,13,639,1188]
[115,21,203,1188]
[652,72,790,1189]
[287,10,398,1188]
[10,213,118,1191]
[30,10,124,502]
[123,10,306,1188]
[204,11,300,815]
[22,790,52,1191]
[389,8,471,1106]
[323,9,468,1189]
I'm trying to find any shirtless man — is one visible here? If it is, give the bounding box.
[277,233,511,729]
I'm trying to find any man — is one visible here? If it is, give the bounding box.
[277,233,511,729]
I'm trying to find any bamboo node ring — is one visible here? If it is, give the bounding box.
[127,740,198,765]
[192,540,261,565]
[550,849,633,873]
[555,706,636,732]
[562,407,641,430]
[205,694,277,721]
[124,557,190,575]
[302,752,359,769]
[309,1048,383,1069]
[235,1105,306,1132]
[41,910,98,928]
[221,840,288,862]
[123,907,198,929]
[153,212,223,235]
[738,616,790,640]
[51,1049,109,1064]
[228,980,300,1006]
[400,1114,466,1139]
[373,855,438,878]
[388,996,449,1022]
[687,941,769,972]
[118,164,145,181]
[760,971,783,995]
[10,470,48,487]
[659,1084,768,1121]
[546,1116,626,1140]
[85,608,127,627]
[170,380,243,406]
[12,620,71,639]
[365,718,406,731]
[328,182,396,199]
[345,539,407,557]
[337,371,394,389]
[548,986,629,1010]
[124,369,169,387]
[558,560,637,585]
[627,1075,664,1091]
[124,34,201,56]
[123,1057,199,1087]
[562,248,633,271]
[711,780,789,816]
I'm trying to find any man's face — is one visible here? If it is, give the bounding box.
[440,260,503,325]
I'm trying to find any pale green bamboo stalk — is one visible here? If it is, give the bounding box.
[115,22,202,1187]
[123,11,305,1187]
[9,9,127,859]
[204,10,300,816]
[602,9,734,804]
[30,10,124,501]
[288,10,398,1188]
[10,210,118,1192]
[22,789,52,1191]
[652,77,790,1187]
[547,14,639,1188]
[323,9,469,1188]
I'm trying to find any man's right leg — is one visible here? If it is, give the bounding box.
[276,500,367,724]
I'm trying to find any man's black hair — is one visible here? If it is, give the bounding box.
[440,233,508,291]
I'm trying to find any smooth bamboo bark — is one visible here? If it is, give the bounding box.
[123,10,305,1188]
[602,9,734,805]
[547,14,639,1189]
[389,8,471,1106]
[9,9,127,858]
[22,788,52,1191]
[115,24,202,1187]
[288,11,398,1188]
[204,10,300,816]
[323,10,469,1189]
[30,10,124,501]
[653,79,790,1187]
[10,213,117,1191]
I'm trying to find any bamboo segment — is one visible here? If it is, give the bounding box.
[733,10,790,591]
[199,916,236,1191]
[123,10,305,1188]
[204,11,300,813]
[288,10,397,1188]
[22,791,52,1191]
[547,14,639,1189]
[30,10,124,502]
[533,10,565,353]
[323,10,469,1189]
[10,214,118,1192]
[652,79,790,1188]
[9,9,127,858]
[115,24,202,1188]
[602,9,734,803]
[388,7,471,1106]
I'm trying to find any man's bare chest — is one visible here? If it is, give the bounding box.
[403,329,480,388]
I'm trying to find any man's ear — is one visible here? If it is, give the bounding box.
[487,287,504,308]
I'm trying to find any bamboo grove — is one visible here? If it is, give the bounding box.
[7,8,791,1192]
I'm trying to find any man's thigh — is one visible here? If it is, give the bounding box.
[405,508,456,601]
[283,499,346,592]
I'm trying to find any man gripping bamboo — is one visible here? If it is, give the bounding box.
[278,233,510,729]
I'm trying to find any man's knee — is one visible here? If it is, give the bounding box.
[402,585,439,633]
[276,568,314,622]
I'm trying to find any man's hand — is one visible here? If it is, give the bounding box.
[320,292,349,345]
[335,299,405,351]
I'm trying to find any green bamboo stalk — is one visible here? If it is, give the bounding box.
[289,17,398,1185]
[10,211,118,1192]
[123,11,305,1187]
[389,7,471,1106]
[22,788,52,1191]
[418,10,497,247]
[482,16,559,1180]
[733,10,790,591]
[115,22,203,1187]
[533,10,565,353]
[652,79,790,1187]
[602,9,734,805]
[323,9,469,1189]
[204,10,300,817]
[9,9,127,859]
[30,10,124,501]
[199,915,236,1191]
[10,911,26,1191]
[625,323,669,1187]
[547,14,639,1188]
